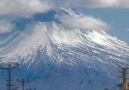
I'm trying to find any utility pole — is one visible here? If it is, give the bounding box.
[17,79,29,90]
[118,67,129,90]
[12,86,19,90]
[122,68,128,90]
[0,63,19,90]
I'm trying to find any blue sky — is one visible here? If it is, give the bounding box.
[0,0,129,44]
[78,8,129,44]
[56,0,129,44]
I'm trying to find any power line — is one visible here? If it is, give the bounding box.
[0,63,19,90]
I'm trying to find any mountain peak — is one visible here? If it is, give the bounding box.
[0,8,129,90]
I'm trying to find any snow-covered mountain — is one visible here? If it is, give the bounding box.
[0,8,129,90]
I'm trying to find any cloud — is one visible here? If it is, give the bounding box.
[0,0,54,17]
[126,29,129,32]
[57,15,110,31]
[62,0,129,8]
[0,21,14,34]
[0,0,128,18]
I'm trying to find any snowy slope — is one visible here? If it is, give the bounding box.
[0,8,129,90]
